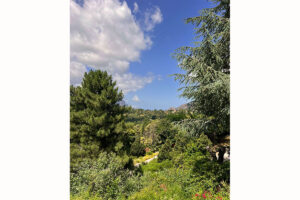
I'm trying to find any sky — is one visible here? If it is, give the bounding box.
[70,0,212,110]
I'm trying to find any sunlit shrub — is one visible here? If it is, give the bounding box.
[70,152,142,200]
[128,166,230,200]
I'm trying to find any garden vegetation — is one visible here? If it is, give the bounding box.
[70,0,230,199]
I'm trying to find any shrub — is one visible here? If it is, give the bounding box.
[129,167,203,200]
[70,152,142,200]
[158,139,173,162]
[70,192,102,200]
[156,119,177,145]
[130,137,146,157]
[166,111,187,122]
[181,134,230,189]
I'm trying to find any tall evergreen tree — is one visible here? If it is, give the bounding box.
[173,0,230,140]
[70,70,130,169]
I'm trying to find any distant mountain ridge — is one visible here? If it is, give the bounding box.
[118,100,191,111]
[167,102,191,112]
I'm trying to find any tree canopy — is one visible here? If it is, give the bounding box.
[70,1,231,199]
[173,0,230,139]
[70,70,130,169]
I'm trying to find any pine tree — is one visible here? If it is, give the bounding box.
[70,70,130,169]
[173,0,230,139]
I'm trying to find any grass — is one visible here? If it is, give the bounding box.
[141,159,172,172]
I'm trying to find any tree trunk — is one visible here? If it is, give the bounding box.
[217,147,225,163]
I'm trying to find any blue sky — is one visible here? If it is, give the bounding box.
[71,0,212,110]
[124,0,212,109]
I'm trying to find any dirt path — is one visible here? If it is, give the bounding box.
[134,155,158,167]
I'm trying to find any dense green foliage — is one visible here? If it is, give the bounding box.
[173,0,230,138]
[156,119,176,144]
[70,1,230,199]
[128,167,229,200]
[166,110,188,122]
[70,152,142,200]
[130,136,146,157]
[126,108,166,123]
[70,70,131,170]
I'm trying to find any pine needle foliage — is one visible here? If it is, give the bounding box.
[173,0,230,137]
[70,70,130,170]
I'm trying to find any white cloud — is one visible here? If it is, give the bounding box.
[144,6,163,31]
[133,2,139,13]
[132,95,140,102]
[70,0,162,93]
[113,73,153,94]
[70,61,87,86]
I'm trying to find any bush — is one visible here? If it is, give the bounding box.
[166,111,187,122]
[70,152,142,200]
[156,119,177,145]
[130,137,146,157]
[192,158,230,189]
[70,192,102,200]
[146,151,153,155]
[129,166,230,200]
[158,139,173,162]
[181,134,229,189]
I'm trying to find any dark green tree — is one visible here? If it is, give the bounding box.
[130,136,146,157]
[166,111,187,122]
[158,139,173,162]
[173,0,230,140]
[70,70,130,169]
[156,119,176,145]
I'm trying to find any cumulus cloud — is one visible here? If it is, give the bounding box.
[132,95,140,102]
[144,6,163,31]
[113,73,153,94]
[133,2,139,13]
[70,61,87,86]
[70,0,162,93]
